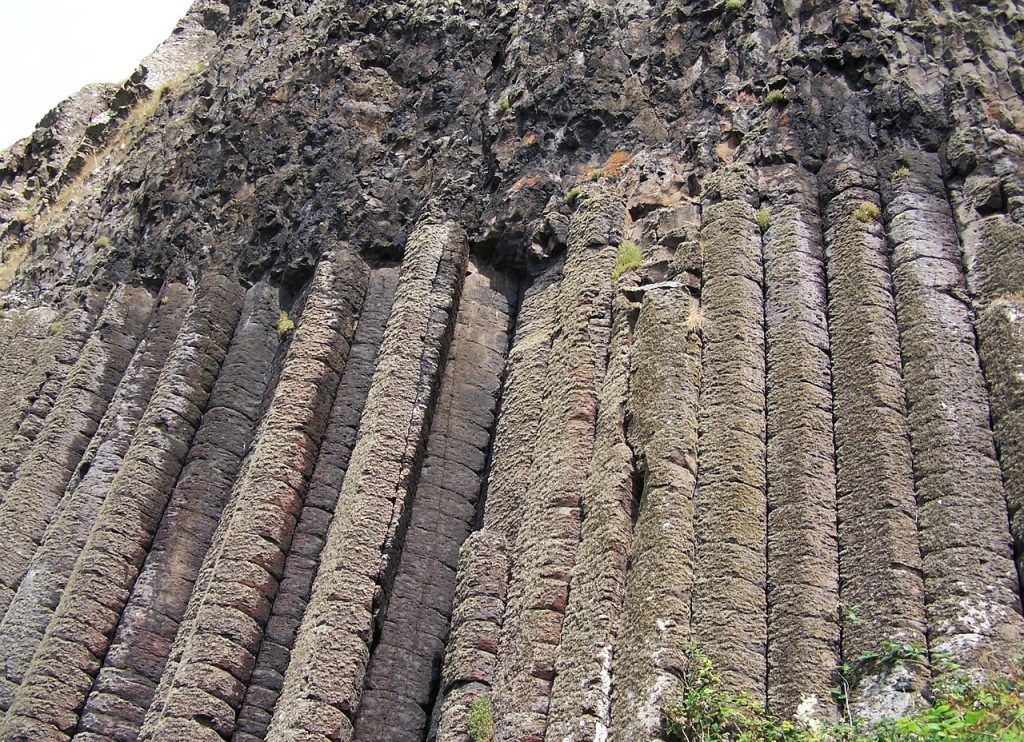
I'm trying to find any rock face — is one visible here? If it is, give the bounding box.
[0,0,1023,739]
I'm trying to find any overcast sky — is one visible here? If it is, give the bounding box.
[0,1,194,147]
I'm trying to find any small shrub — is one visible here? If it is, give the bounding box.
[612,240,643,281]
[756,208,771,234]
[892,166,911,179]
[588,168,603,181]
[467,695,494,742]
[853,201,881,223]
[724,0,745,10]
[498,95,510,112]
[765,89,787,106]
[96,236,111,248]
[276,310,295,338]
[564,187,583,204]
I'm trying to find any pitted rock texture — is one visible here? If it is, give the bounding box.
[0,0,1024,740]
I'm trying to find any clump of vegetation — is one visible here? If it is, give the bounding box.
[612,240,643,281]
[498,94,510,112]
[96,236,111,248]
[833,640,928,720]
[467,695,494,742]
[564,187,583,204]
[765,89,787,106]
[276,310,295,338]
[724,0,745,10]
[588,167,604,181]
[853,201,881,223]
[756,208,771,234]
[892,166,911,179]
[663,645,1024,742]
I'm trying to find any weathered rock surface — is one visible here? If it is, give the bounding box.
[0,0,1023,739]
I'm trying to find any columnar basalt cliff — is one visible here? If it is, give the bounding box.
[0,0,1023,739]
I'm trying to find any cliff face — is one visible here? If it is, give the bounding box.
[0,0,1022,740]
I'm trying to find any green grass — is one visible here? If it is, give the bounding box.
[724,0,745,10]
[756,208,771,234]
[276,310,295,339]
[892,166,911,179]
[853,202,881,223]
[663,646,1024,742]
[564,187,583,204]
[765,89,787,105]
[468,695,494,742]
[612,240,643,281]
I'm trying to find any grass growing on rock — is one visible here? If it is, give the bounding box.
[765,89,787,106]
[756,208,771,234]
[612,240,643,281]
[468,694,495,742]
[853,202,881,223]
[276,310,295,338]
[662,646,1024,741]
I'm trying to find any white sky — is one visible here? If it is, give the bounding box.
[0,1,194,147]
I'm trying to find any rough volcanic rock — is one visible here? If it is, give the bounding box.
[0,0,1023,740]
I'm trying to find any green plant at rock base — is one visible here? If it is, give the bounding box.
[756,208,771,234]
[853,202,880,223]
[724,0,745,10]
[892,166,911,179]
[564,186,583,204]
[276,310,295,339]
[663,647,1024,742]
[588,167,604,181]
[612,240,643,280]
[96,236,111,248]
[468,694,495,742]
[498,94,510,112]
[765,89,787,106]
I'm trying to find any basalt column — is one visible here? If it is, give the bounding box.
[0,282,191,712]
[0,295,104,489]
[353,258,515,741]
[691,166,767,702]
[429,262,563,741]
[234,265,400,742]
[760,165,840,718]
[819,155,927,719]
[610,284,702,740]
[947,128,1024,592]
[431,532,509,742]
[140,250,368,740]
[77,281,282,741]
[491,186,623,742]
[882,149,1024,670]
[267,217,469,741]
[0,273,245,741]
[0,286,154,618]
[545,289,637,742]
[480,262,562,544]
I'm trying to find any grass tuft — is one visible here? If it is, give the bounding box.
[468,695,494,742]
[853,201,881,223]
[612,240,643,281]
[276,310,295,339]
